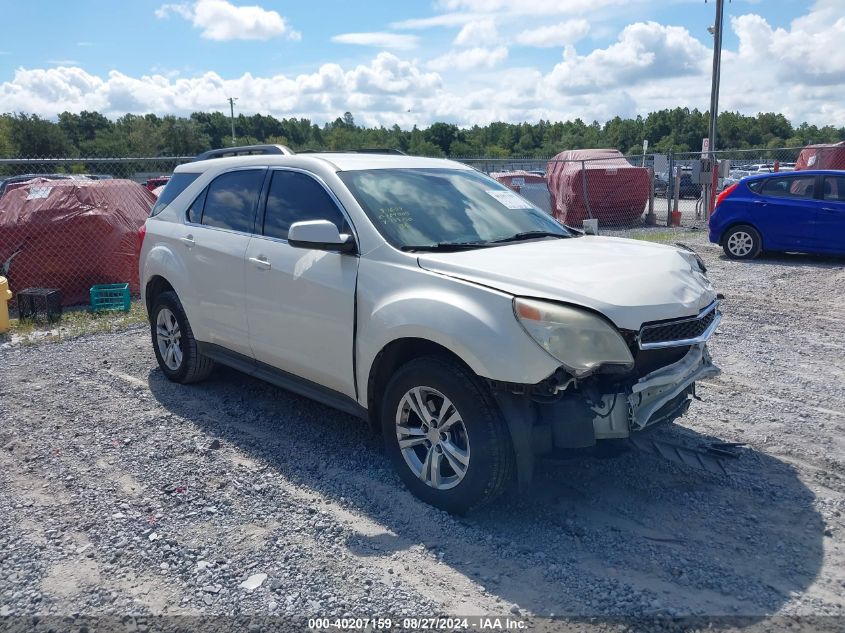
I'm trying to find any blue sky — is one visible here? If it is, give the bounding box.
[0,0,841,127]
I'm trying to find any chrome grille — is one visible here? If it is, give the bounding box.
[638,302,720,349]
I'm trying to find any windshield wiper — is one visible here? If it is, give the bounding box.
[489,231,570,244]
[400,241,494,252]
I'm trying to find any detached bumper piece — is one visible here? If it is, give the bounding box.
[628,434,729,476]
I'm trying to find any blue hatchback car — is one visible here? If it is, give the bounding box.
[709,170,845,259]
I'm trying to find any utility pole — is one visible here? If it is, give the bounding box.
[705,0,726,217]
[227,96,238,146]
[707,0,725,155]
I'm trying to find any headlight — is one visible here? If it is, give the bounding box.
[514,298,634,376]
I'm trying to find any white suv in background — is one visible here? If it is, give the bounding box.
[139,145,721,513]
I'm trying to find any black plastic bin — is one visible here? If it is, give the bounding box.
[17,288,62,323]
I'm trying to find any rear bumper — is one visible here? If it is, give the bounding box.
[708,227,722,244]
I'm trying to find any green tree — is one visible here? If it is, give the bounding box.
[9,113,76,157]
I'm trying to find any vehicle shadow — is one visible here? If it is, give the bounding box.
[147,365,824,619]
[720,250,845,267]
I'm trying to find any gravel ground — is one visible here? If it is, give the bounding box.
[0,233,843,629]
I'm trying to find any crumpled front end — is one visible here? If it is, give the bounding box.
[590,344,721,440]
[495,300,723,459]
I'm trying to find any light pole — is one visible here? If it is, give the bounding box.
[227,96,238,146]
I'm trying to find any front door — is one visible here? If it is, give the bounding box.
[245,169,359,398]
[753,174,818,251]
[818,175,845,253]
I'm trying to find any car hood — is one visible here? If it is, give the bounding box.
[416,236,717,331]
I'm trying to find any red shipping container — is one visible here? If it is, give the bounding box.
[795,141,845,171]
[546,149,649,226]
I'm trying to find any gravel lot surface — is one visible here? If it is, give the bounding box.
[1,232,843,629]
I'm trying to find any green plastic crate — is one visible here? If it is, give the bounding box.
[90,283,131,312]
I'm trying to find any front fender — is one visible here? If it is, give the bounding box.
[355,259,561,405]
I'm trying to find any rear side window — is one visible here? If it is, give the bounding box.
[823,176,845,202]
[200,169,265,233]
[760,175,816,199]
[746,180,764,193]
[150,172,200,216]
[186,189,207,224]
[263,170,347,241]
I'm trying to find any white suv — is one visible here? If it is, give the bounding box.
[140,146,721,513]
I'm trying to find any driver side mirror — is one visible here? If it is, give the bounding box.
[288,220,356,253]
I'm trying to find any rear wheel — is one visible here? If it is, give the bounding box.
[381,356,515,514]
[722,225,762,260]
[150,291,214,383]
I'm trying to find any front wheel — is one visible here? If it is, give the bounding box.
[722,224,762,260]
[381,356,515,514]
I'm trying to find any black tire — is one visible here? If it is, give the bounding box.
[381,356,515,514]
[150,290,214,384]
[722,224,762,260]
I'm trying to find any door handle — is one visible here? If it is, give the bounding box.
[822,207,836,212]
[249,256,271,270]
[180,235,195,247]
[752,200,767,206]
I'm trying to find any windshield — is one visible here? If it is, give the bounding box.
[337,168,570,250]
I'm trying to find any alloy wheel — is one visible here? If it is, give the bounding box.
[395,386,470,490]
[156,307,183,371]
[727,231,754,257]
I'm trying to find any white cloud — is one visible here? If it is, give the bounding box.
[454,19,499,46]
[155,3,195,20]
[427,46,509,71]
[331,32,419,50]
[731,2,845,85]
[2,2,844,130]
[436,0,625,17]
[390,13,481,30]
[0,54,442,128]
[155,0,299,41]
[515,19,590,47]
[546,22,709,94]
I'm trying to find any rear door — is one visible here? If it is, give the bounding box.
[182,168,266,356]
[818,175,845,253]
[244,168,359,397]
[752,174,818,251]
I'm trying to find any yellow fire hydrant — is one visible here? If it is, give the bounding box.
[0,276,12,334]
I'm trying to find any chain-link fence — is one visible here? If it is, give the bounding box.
[1,144,841,310]
[0,157,190,311]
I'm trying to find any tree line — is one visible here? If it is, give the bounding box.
[0,108,842,160]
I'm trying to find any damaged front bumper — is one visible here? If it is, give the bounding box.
[493,342,722,486]
[592,343,721,440]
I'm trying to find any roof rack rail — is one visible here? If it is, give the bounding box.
[298,148,407,156]
[193,144,294,162]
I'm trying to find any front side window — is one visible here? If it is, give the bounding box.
[760,176,816,199]
[823,176,845,202]
[263,170,347,240]
[337,168,570,250]
[200,169,265,232]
